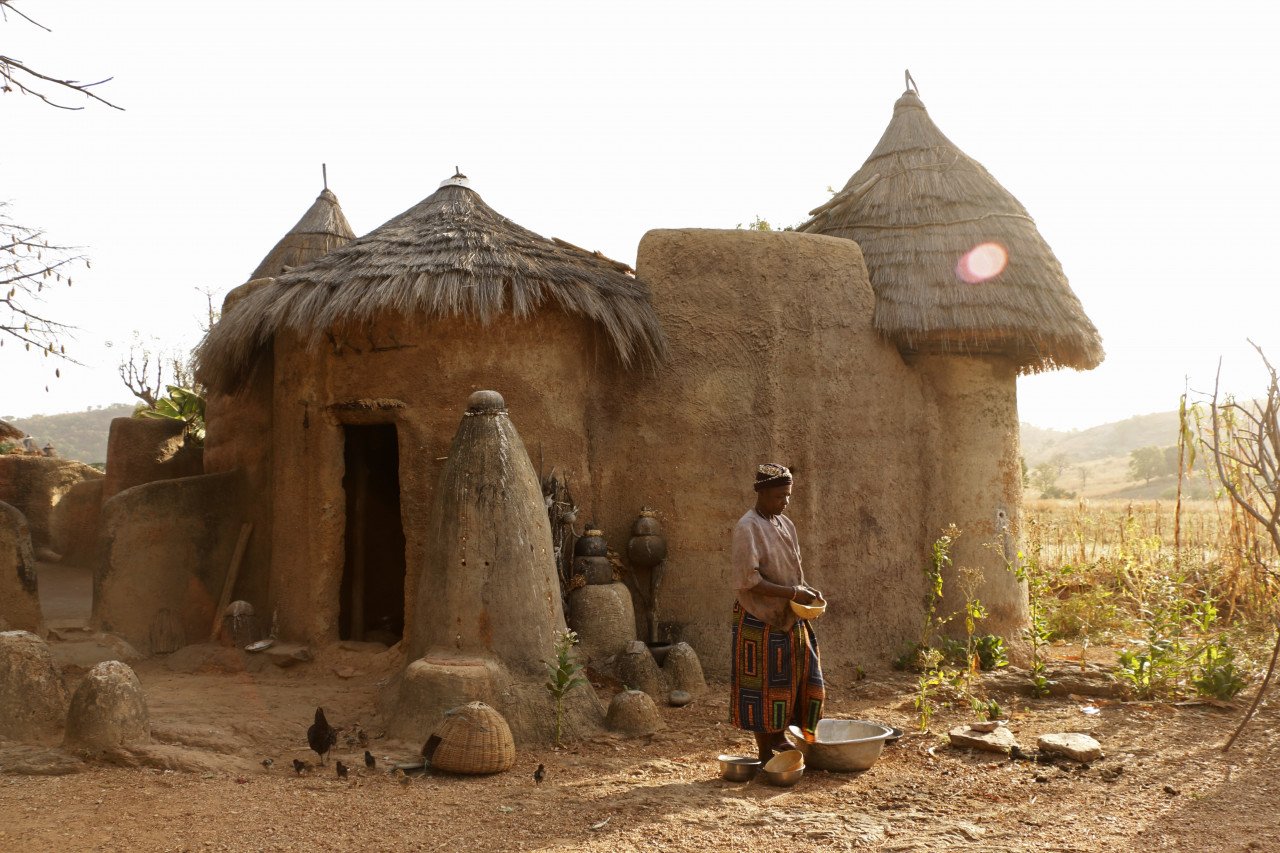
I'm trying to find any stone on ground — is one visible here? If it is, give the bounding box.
[668,689,693,707]
[0,630,69,743]
[949,724,1019,754]
[1037,732,1103,762]
[661,642,706,695]
[63,660,151,752]
[606,689,662,736]
[616,641,666,699]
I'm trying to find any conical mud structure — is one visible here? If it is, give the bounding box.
[391,390,602,745]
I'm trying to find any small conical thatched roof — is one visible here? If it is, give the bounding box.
[248,187,356,281]
[197,174,668,393]
[799,88,1103,372]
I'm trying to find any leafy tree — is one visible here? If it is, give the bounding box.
[1129,445,1178,484]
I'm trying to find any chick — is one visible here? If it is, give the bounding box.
[534,763,546,786]
[292,759,306,775]
[336,760,349,779]
[261,758,274,770]
[364,750,376,770]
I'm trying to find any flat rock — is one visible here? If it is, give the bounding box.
[1038,732,1103,762]
[668,689,693,707]
[949,724,1019,754]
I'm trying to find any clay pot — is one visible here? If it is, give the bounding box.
[573,527,608,558]
[627,511,667,569]
[574,555,613,585]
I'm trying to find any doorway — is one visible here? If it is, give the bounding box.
[340,424,406,643]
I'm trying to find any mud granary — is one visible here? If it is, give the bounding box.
[79,84,1101,687]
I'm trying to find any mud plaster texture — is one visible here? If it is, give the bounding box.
[592,229,939,676]
[390,393,602,746]
[202,350,275,611]
[0,501,42,633]
[63,660,151,754]
[101,417,204,503]
[915,354,1028,641]
[49,478,103,567]
[204,228,1030,678]
[0,630,68,743]
[0,455,103,552]
[94,471,243,653]
[268,310,601,647]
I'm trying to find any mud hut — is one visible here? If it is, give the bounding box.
[196,172,667,650]
[798,81,1103,632]
[201,184,360,612]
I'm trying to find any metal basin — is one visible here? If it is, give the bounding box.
[788,720,894,772]
[717,754,762,782]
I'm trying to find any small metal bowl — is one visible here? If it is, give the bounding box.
[717,754,762,782]
[761,750,805,787]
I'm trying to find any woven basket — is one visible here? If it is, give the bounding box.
[430,702,516,775]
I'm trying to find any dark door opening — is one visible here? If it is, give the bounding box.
[340,424,406,643]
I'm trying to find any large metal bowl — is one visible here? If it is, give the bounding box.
[717,754,762,782]
[787,720,894,772]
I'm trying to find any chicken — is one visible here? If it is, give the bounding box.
[534,763,545,785]
[308,707,338,765]
[364,750,376,769]
[336,760,349,779]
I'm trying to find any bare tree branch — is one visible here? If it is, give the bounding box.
[1204,351,1280,751]
[0,1,123,111]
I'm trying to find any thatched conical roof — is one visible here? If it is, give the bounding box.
[799,88,1103,372]
[248,187,356,281]
[198,174,668,393]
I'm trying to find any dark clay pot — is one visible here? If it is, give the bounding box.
[627,535,667,568]
[575,555,614,585]
[573,528,608,558]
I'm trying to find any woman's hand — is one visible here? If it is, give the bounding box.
[793,585,819,605]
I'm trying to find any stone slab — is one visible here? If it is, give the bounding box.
[949,724,1019,754]
[1037,732,1103,762]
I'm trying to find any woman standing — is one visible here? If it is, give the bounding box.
[730,463,826,761]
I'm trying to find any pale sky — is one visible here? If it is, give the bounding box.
[3,1,1278,430]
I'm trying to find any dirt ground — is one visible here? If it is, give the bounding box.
[1,630,1276,853]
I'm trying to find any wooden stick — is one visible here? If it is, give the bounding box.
[211,522,253,642]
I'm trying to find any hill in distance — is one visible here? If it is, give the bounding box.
[4,403,138,465]
[1020,408,1212,501]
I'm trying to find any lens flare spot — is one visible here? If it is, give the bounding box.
[956,242,1008,284]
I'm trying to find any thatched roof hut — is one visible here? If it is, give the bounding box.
[198,174,668,393]
[249,187,356,281]
[799,87,1103,373]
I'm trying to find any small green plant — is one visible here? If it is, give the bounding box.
[137,384,206,446]
[970,697,1004,721]
[544,630,588,746]
[1191,636,1248,700]
[1009,543,1054,697]
[973,634,1008,671]
[912,647,945,732]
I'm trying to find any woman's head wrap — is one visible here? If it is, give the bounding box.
[754,462,793,492]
